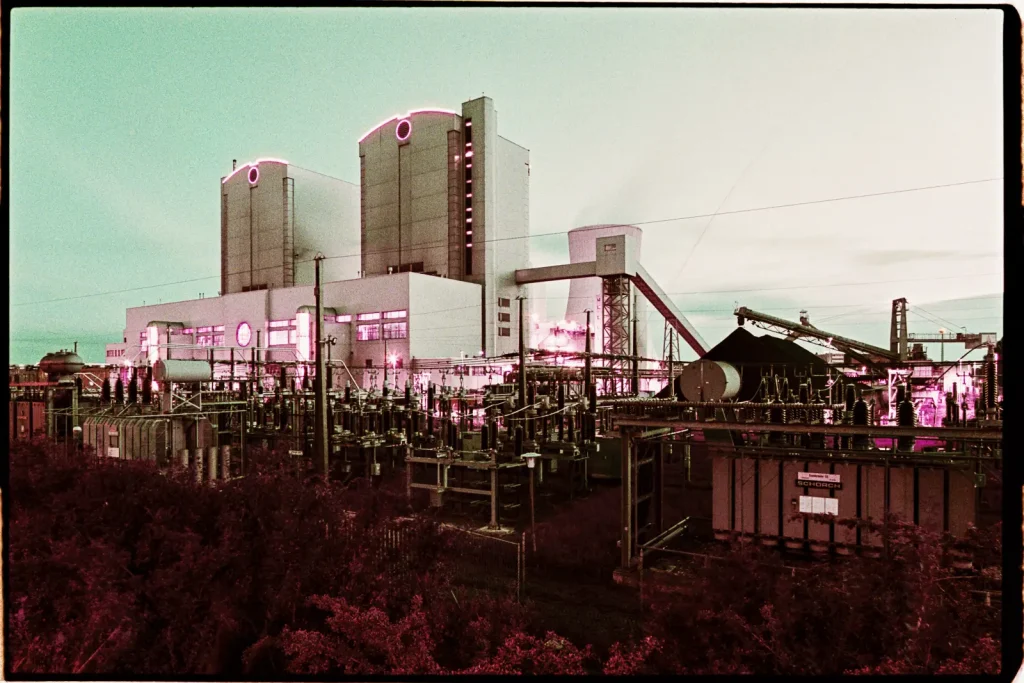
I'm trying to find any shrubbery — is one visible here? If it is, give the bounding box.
[7,438,1002,675]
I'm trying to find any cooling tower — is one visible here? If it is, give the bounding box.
[565,225,648,358]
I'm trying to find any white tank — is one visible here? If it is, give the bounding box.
[564,225,648,356]
[679,360,741,402]
[153,360,212,383]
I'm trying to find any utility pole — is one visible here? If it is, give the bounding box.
[584,310,593,412]
[631,295,640,396]
[517,296,527,412]
[314,254,329,479]
[663,327,671,397]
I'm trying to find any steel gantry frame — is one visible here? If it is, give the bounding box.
[602,275,631,396]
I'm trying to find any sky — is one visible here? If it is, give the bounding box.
[9,7,1005,365]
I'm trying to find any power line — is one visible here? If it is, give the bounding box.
[910,304,965,332]
[628,177,1001,227]
[12,177,1001,307]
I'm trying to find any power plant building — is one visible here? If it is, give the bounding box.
[108,96,531,381]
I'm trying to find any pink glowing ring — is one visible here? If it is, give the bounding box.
[236,322,252,347]
[248,167,259,184]
[396,119,412,142]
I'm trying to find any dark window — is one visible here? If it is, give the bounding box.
[498,297,511,308]
[498,312,511,323]
[498,328,511,337]
[365,359,374,368]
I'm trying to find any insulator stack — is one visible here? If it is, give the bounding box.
[567,415,575,443]
[115,378,124,405]
[514,425,524,458]
[897,398,916,452]
[985,358,997,417]
[558,383,566,441]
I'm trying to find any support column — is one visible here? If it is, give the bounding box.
[620,428,633,569]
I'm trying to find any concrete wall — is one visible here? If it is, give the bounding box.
[491,134,531,356]
[407,273,482,360]
[221,162,359,295]
[221,161,288,294]
[288,166,360,285]
[360,111,462,278]
[323,273,412,374]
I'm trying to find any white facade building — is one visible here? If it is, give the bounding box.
[105,272,482,389]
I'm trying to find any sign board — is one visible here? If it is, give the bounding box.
[288,450,303,457]
[799,495,838,516]
[796,471,842,490]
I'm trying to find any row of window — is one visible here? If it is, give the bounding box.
[137,313,411,350]
[356,321,408,341]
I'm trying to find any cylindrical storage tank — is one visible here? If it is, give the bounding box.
[207,446,219,482]
[194,448,205,483]
[178,448,190,469]
[154,360,213,383]
[39,350,85,380]
[679,360,741,402]
[220,445,232,480]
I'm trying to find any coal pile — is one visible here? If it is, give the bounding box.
[658,327,833,401]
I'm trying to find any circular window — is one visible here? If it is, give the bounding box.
[248,166,259,184]
[236,322,252,347]
[396,119,412,142]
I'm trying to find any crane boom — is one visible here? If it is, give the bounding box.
[734,306,899,362]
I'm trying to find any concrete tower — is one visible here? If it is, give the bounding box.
[220,159,359,295]
[358,97,530,356]
[564,224,649,359]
